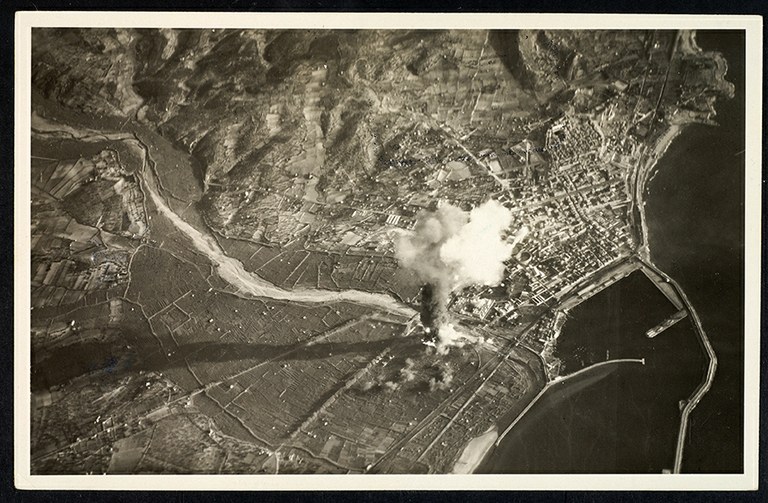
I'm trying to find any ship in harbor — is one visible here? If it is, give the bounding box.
[646,309,689,338]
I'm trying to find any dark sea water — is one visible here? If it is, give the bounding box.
[479,31,745,474]
[479,272,704,473]
[645,31,745,473]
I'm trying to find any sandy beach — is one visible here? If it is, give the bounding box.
[451,426,498,474]
[636,123,683,260]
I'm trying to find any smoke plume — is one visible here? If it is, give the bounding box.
[399,358,418,382]
[429,366,454,391]
[396,200,513,350]
[431,323,484,355]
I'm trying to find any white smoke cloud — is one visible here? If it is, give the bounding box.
[396,200,513,292]
[395,203,468,289]
[440,200,514,289]
[399,358,418,382]
[395,199,514,353]
[429,324,484,355]
[382,381,400,392]
[428,366,454,391]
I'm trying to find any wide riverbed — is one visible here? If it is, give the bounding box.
[31,112,416,319]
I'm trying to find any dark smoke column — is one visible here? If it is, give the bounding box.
[419,283,447,340]
[395,200,514,344]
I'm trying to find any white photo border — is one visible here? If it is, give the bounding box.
[14,11,763,491]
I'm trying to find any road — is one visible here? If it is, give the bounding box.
[33,97,716,474]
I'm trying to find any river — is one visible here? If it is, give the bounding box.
[140,150,414,316]
[31,114,416,319]
[32,30,744,472]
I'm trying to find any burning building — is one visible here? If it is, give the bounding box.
[395,199,514,353]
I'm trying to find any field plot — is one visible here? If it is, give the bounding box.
[282,334,475,471]
[218,235,419,301]
[124,245,211,319]
[29,129,544,474]
[30,136,146,317]
[31,366,184,475]
[130,414,227,474]
[195,317,407,447]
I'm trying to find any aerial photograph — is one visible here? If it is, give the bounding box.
[27,26,745,476]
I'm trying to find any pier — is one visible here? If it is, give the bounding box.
[637,257,718,473]
[646,309,688,338]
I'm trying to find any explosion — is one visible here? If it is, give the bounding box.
[395,199,514,353]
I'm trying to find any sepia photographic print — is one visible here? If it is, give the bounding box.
[14,12,762,491]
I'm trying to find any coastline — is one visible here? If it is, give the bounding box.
[457,358,644,474]
[460,117,692,475]
[471,125,720,474]
[633,30,728,473]
[459,118,692,475]
[495,358,645,444]
[461,29,732,474]
[636,123,684,261]
[451,426,498,474]
[633,123,720,475]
